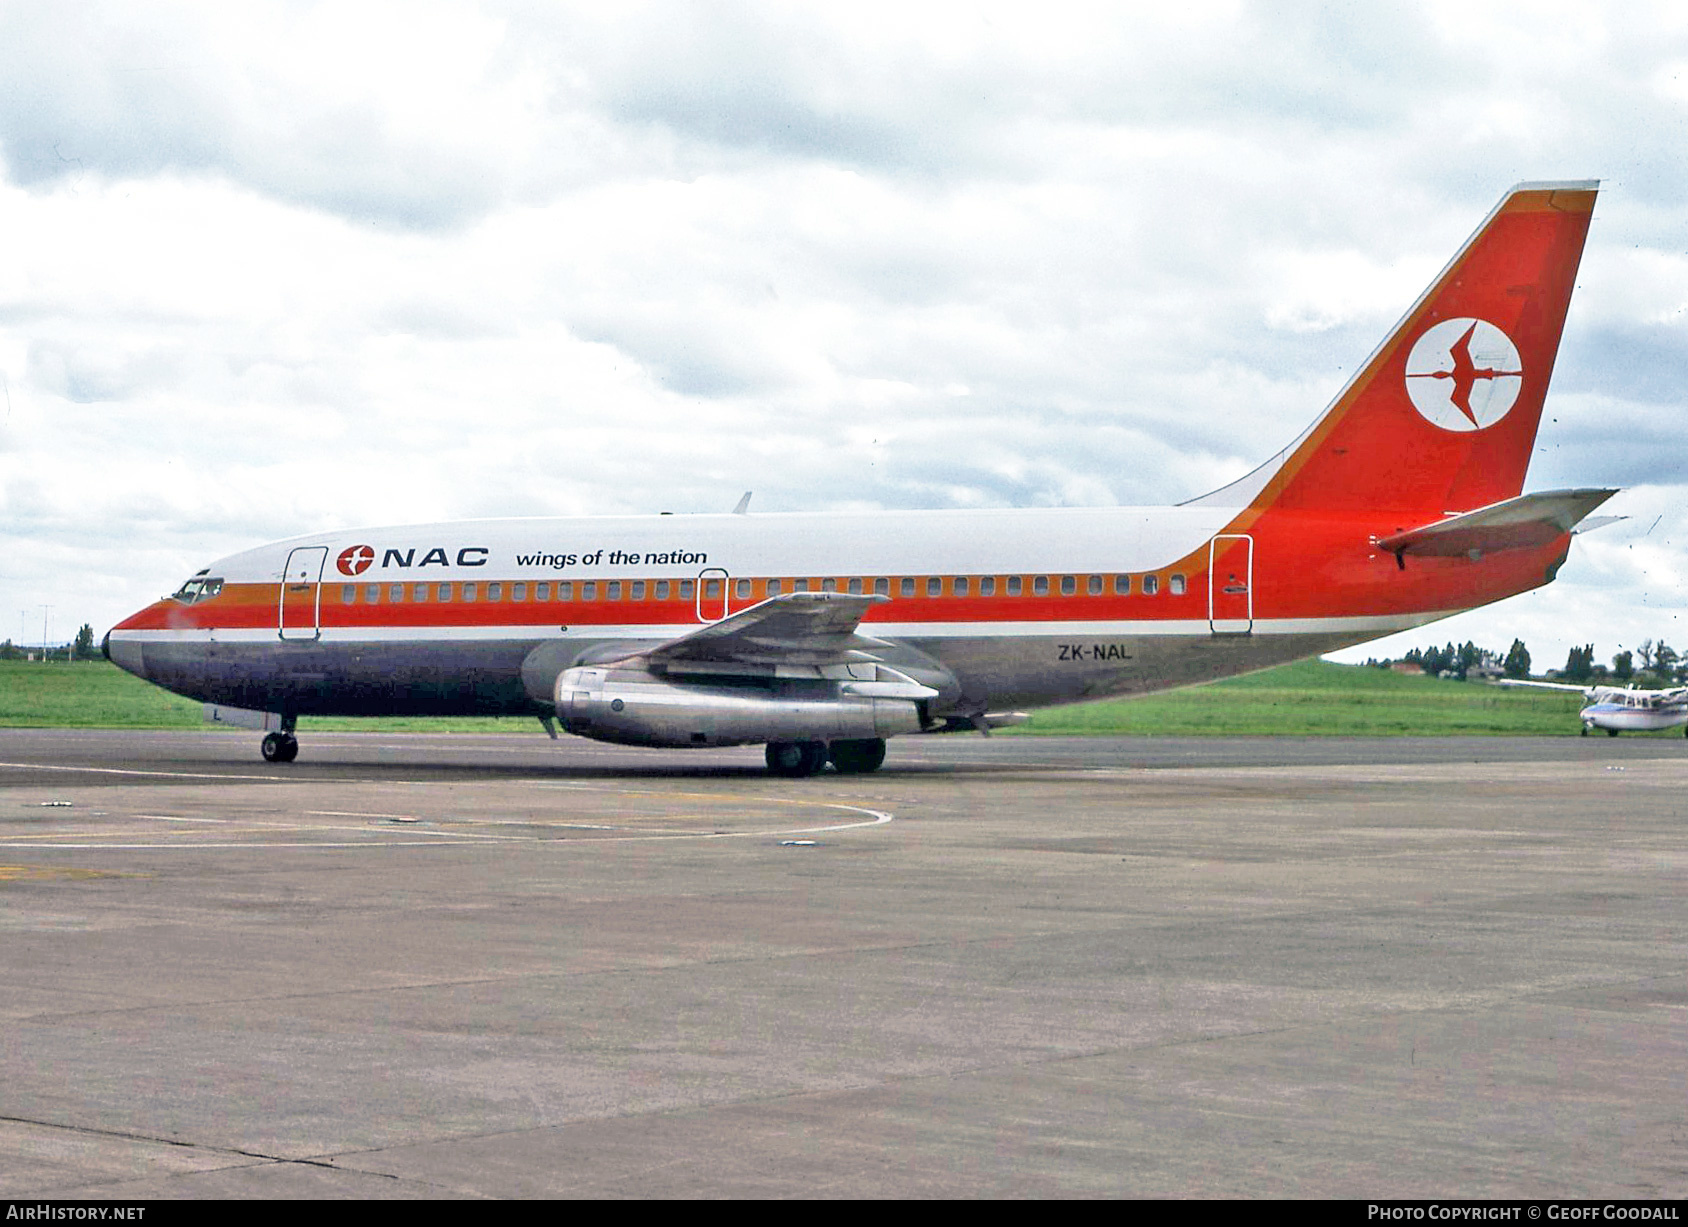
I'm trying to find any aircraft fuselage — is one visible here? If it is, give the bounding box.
[108,502,1569,720]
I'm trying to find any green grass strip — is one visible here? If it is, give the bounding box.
[0,657,1656,738]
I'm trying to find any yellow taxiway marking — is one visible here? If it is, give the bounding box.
[0,865,126,881]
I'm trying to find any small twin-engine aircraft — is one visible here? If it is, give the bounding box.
[107,181,1619,774]
[1499,679,1688,737]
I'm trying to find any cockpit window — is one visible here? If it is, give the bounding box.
[171,575,225,604]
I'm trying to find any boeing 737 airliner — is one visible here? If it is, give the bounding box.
[107,182,1614,775]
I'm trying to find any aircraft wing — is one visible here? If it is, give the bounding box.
[645,591,892,667]
[1377,488,1620,561]
[1496,679,1591,695]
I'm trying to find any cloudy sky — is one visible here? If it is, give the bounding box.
[1,0,1683,673]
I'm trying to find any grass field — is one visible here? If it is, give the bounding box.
[1005,659,1595,736]
[0,656,1625,737]
[0,660,512,732]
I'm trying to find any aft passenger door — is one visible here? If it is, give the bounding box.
[279,546,329,641]
[1208,535,1253,635]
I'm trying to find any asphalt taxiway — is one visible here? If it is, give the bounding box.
[1,728,1684,1198]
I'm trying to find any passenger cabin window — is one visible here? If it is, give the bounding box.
[954,576,969,597]
[981,576,996,596]
[1088,575,1103,595]
[900,578,915,597]
[438,583,452,602]
[767,579,782,596]
[656,580,670,599]
[342,584,356,604]
[735,579,750,598]
[607,581,621,600]
[488,582,503,602]
[704,579,720,598]
[822,577,837,592]
[794,579,809,592]
[365,584,379,603]
[1033,576,1050,596]
[635,581,648,600]
[463,583,477,602]
[582,582,595,601]
[1170,574,1186,595]
[1143,575,1159,595]
[1007,576,1022,596]
[680,580,694,599]
[389,584,404,603]
[513,583,527,601]
[874,578,889,596]
[848,578,862,595]
[927,577,942,597]
[1114,575,1130,595]
[558,582,571,600]
[1060,576,1076,596]
[413,583,429,602]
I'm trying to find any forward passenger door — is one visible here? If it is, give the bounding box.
[279,547,328,641]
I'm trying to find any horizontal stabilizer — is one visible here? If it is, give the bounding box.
[1376,488,1619,560]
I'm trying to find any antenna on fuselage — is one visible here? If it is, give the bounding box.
[732,491,752,515]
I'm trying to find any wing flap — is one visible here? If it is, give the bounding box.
[1376,488,1619,559]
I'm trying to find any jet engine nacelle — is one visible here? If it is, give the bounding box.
[554,664,926,749]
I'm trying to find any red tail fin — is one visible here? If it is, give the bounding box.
[1249,182,1596,517]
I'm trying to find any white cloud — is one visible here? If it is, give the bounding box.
[0,0,1683,671]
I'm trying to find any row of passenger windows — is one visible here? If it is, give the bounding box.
[340,580,697,605]
[339,573,1189,605]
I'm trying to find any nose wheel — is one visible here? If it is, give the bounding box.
[261,732,299,763]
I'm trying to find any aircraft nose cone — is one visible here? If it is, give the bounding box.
[105,632,147,680]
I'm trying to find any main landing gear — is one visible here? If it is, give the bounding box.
[764,737,887,777]
[828,737,888,774]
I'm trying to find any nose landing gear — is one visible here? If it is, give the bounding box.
[260,715,300,763]
[261,731,299,763]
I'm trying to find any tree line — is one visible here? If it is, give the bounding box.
[0,624,97,662]
[1376,637,1687,686]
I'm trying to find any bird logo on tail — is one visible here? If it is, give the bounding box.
[1404,317,1523,432]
